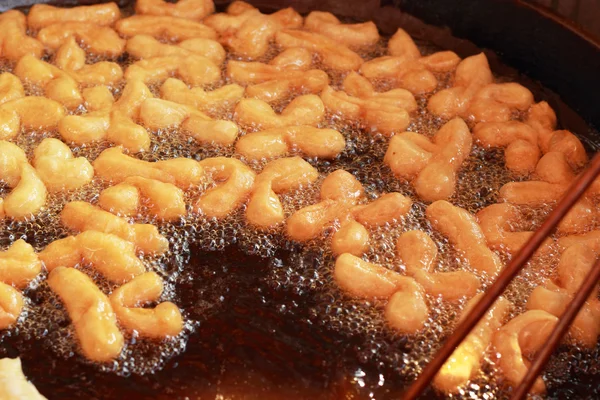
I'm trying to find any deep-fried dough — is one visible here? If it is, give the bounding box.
[246,157,318,228]
[110,272,183,338]
[40,231,146,283]
[60,201,169,255]
[426,200,503,277]
[48,267,124,362]
[385,118,472,201]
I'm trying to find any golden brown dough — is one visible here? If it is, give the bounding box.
[0,283,24,330]
[59,80,151,152]
[0,141,47,220]
[476,203,554,256]
[426,53,494,118]
[0,11,44,61]
[127,35,226,65]
[235,125,345,161]
[205,1,302,59]
[287,169,363,243]
[194,157,256,219]
[473,121,540,176]
[426,200,503,277]
[98,176,186,221]
[160,78,243,111]
[28,3,120,29]
[499,149,596,234]
[93,147,204,189]
[334,253,416,299]
[275,29,364,71]
[360,28,460,94]
[492,310,558,394]
[246,157,319,228]
[558,230,600,253]
[287,170,412,257]
[48,267,124,362]
[396,230,480,301]
[53,37,123,86]
[32,138,94,193]
[428,51,534,122]
[226,48,329,103]
[139,98,239,146]
[228,47,313,84]
[13,55,82,109]
[334,253,428,334]
[474,105,584,177]
[467,82,534,123]
[304,11,379,48]
[125,54,221,87]
[321,72,416,135]
[0,94,66,139]
[527,101,558,152]
[0,239,39,330]
[500,151,573,205]
[527,243,600,348]
[82,85,114,112]
[135,0,214,21]
[37,22,126,57]
[110,272,183,338]
[60,201,169,255]
[234,94,325,129]
[0,73,24,106]
[384,118,472,201]
[115,15,217,41]
[0,239,42,289]
[206,1,303,32]
[40,231,146,283]
[546,129,589,169]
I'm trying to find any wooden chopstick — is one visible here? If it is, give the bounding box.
[403,151,600,400]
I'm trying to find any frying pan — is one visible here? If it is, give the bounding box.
[1,0,599,399]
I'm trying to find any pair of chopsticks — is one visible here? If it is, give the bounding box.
[404,151,600,400]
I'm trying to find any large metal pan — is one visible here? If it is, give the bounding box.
[1,1,599,399]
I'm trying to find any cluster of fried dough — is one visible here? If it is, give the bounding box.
[0,1,597,397]
[360,28,460,94]
[0,137,94,220]
[499,138,595,234]
[227,48,328,103]
[333,201,495,334]
[434,296,559,395]
[287,169,412,256]
[38,204,183,361]
[427,53,532,121]
[0,0,432,154]
[332,186,597,396]
[321,72,416,135]
[205,1,301,59]
[93,149,414,235]
[92,147,254,220]
[527,242,600,348]
[0,240,41,330]
[416,52,594,395]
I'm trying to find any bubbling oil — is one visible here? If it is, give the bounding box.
[0,16,599,400]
